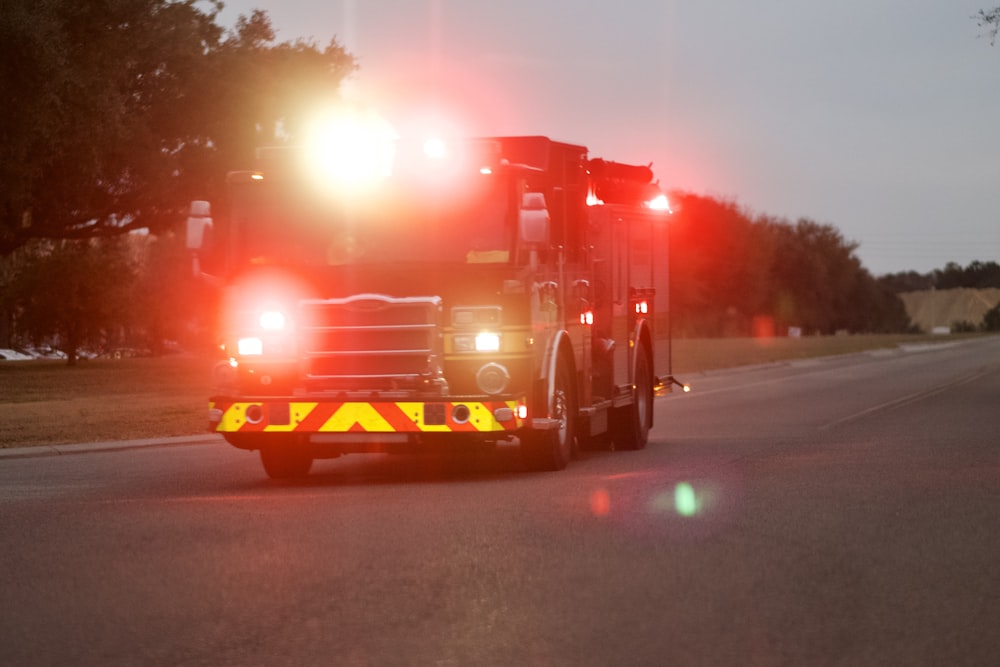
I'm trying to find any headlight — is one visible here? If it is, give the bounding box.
[474,332,501,352]
[454,331,501,352]
[237,337,264,356]
[476,362,510,395]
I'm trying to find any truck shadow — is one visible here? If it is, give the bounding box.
[250,445,618,488]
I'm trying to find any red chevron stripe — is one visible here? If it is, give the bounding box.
[297,402,342,431]
[378,403,421,431]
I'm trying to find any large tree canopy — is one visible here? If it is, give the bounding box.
[669,193,911,336]
[0,0,355,256]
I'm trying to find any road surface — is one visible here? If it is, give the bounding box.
[1,336,998,665]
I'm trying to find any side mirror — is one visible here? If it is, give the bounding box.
[518,192,549,245]
[186,200,213,251]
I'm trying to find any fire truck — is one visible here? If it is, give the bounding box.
[187,128,683,478]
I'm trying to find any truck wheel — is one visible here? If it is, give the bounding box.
[522,357,576,471]
[612,346,652,451]
[260,438,313,479]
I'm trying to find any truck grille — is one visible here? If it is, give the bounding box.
[298,294,442,391]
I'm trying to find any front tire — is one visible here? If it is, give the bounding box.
[260,438,313,479]
[522,357,577,471]
[612,345,652,451]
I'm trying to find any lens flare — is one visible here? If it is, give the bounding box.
[675,482,698,517]
[590,488,611,517]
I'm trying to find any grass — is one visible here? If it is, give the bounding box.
[0,355,213,448]
[0,334,987,448]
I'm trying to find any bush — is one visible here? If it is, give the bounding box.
[951,320,979,334]
[983,303,1000,332]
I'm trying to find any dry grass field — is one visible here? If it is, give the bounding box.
[899,288,1000,333]
[0,334,987,448]
[0,355,212,448]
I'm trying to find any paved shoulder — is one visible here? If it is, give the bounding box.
[0,435,222,460]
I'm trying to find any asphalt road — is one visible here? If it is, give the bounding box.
[1,337,998,666]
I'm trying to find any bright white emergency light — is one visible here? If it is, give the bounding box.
[423,137,448,160]
[258,310,286,332]
[647,193,672,212]
[303,107,397,188]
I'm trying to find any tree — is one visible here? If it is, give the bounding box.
[0,1,356,256]
[2,0,219,254]
[126,232,212,354]
[878,271,934,293]
[668,193,910,337]
[669,194,763,336]
[931,260,1000,289]
[983,302,1000,331]
[977,7,1000,44]
[881,261,1000,292]
[849,273,912,334]
[10,238,136,365]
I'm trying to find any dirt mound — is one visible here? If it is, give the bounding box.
[899,288,1000,332]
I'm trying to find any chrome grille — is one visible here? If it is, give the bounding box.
[298,294,442,390]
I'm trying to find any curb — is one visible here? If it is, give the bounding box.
[0,434,223,460]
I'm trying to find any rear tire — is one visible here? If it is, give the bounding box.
[522,357,577,471]
[260,438,313,479]
[612,346,652,451]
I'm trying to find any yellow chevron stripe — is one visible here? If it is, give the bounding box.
[320,402,394,432]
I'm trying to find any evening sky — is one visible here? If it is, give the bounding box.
[217,0,1000,275]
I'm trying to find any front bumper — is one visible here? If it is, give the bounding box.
[209,397,525,435]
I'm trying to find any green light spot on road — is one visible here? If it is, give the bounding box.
[675,482,697,517]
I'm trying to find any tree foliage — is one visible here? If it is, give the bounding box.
[125,232,212,356]
[977,6,1000,44]
[669,193,911,337]
[8,238,136,365]
[983,303,1000,331]
[881,260,1000,292]
[0,1,356,256]
[935,261,1000,289]
[1,232,214,363]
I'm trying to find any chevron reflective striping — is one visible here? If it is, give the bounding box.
[210,399,523,433]
[294,402,340,432]
[321,402,395,432]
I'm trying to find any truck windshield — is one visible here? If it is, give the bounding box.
[228,170,513,269]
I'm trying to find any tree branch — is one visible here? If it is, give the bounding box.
[976,7,1000,45]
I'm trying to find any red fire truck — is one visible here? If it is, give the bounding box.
[187,129,683,478]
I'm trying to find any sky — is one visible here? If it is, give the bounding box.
[216,0,1000,276]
